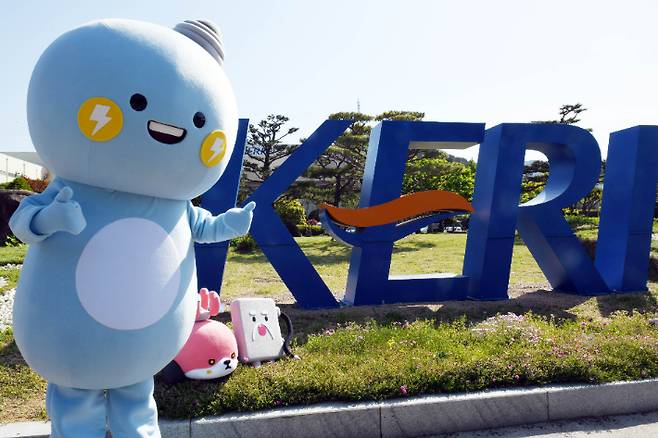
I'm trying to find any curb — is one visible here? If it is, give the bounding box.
[2,378,658,437]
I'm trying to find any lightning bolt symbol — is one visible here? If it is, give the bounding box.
[208,137,225,162]
[89,104,112,136]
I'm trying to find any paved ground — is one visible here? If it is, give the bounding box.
[436,410,658,437]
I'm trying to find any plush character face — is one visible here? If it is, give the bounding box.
[174,320,238,380]
[249,308,276,342]
[230,298,285,363]
[27,19,238,200]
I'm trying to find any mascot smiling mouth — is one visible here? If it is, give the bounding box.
[148,120,187,144]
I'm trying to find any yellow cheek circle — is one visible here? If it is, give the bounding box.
[77,97,123,142]
[200,130,228,167]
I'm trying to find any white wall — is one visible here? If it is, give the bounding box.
[0,152,48,183]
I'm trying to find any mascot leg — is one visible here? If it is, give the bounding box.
[106,377,160,437]
[46,383,106,437]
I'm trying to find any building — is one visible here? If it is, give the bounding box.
[0,152,48,183]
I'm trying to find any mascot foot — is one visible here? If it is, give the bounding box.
[47,378,160,438]
[46,383,106,438]
[107,378,160,437]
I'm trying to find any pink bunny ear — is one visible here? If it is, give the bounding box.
[199,288,209,309]
[196,288,212,321]
[208,290,220,316]
[195,301,202,321]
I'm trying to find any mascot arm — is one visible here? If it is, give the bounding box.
[9,179,87,244]
[187,201,255,243]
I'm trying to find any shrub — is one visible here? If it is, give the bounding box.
[566,214,599,230]
[308,209,321,221]
[24,177,48,193]
[299,224,325,236]
[0,176,32,191]
[3,234,24,248]
[230,234,258,253]
[274,198,307,228]
[309,225,324,235]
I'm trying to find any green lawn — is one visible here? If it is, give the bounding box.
[1,234,658,423]
[0,244,26,296]
[222,233,548,301]
[0,245,27,267]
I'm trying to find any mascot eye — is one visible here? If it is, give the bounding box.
[129,93,147,111]
[265,316,269,322]
[208,358,216,366]
[231,352,236,359]
[193,112,206,128]
[252,316,256,322]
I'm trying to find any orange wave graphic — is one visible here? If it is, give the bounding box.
[320,190,473,228]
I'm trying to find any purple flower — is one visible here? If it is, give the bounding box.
[400,385,408,395]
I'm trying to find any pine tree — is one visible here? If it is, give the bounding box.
[241,115,299,199]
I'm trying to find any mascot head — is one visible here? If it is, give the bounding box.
[27,19,238,200]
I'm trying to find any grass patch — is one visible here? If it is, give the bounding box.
[221,234,548,301]
[1,235,658,423]
[153,311,658,419]
[0,245,27,267]
[0,328,47,423]
[0,268,21,295]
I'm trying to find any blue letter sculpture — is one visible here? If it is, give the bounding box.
[322,121,484,305]
[463,123,608,299]
[596,126,658,291]
[242,120,351,308]
[197,120,658,308]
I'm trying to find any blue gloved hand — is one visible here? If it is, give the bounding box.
[223,201,255,237]
[32,186,87,236]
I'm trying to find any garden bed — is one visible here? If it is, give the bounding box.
[1,235,657,423]
[152,308,658,419]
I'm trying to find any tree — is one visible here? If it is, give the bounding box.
[303,110,425,207]
[438,163,476,201]
[555,103,587,125]
[402,157,455,194]
[532,103,589,127]
[375,111,424,122]
[402,157,476,201]
[241,115,299,198]
[520,179,545,204]
[523,103,592,205]
[376,111,426,160]
[0,176,32,191]
[520,160,549,204]
[576,188,603,213]
[303,112,371,207]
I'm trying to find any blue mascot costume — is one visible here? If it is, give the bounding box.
[10,19,254,437]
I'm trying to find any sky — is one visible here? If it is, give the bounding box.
[2,0,658,160]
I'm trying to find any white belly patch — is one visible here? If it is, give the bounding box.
[75,218,183,330]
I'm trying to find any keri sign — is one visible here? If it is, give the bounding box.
[196,119,658,309]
